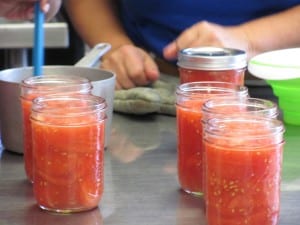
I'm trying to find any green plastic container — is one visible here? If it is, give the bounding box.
[267,79,300,125]
[248,48,300,125]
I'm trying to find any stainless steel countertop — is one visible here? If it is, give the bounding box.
[0,112,299,225]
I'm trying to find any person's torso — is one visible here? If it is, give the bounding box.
[118,0,300,58]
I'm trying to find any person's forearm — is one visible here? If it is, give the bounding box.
[64,0,133,49]
[240,5,300,57]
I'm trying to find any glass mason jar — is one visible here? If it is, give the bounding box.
[175,81,248,196]
[177,47,247,85]
[30,94,107,213]
[20,75,92,183]
[202,97,279,123]
[203,116,285,225]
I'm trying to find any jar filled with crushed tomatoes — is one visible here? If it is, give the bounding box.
[177,47,247,85]
[203,116,285,225]
[20,75,92,183]
[176,81,248,196]
[31,94,107,213]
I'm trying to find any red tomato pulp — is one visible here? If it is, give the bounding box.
[21,97,36,182]
[31,119,105,212]
[179,68,245,85]
[177,100,205,194]
[204,121,284,225]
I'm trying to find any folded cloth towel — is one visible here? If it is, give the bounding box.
[113,74,178,116]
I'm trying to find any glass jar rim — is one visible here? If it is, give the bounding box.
[202,97,278,118]
[177,46,247,70]
[176,81,248,97]
[20,75,92,95]
[205,116,285,139]
[31,94,107,122]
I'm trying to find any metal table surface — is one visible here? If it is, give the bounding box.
[0,111,300,225]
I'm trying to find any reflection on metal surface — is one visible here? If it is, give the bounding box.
[100,152,116,219]
[24,205,103,225]
[108,114,161,163]
[282,179,300,191]
[176,190,206,225]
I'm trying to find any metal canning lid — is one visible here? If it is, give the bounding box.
[177,47,247,70]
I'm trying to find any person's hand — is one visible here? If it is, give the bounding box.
[42,0,62,21]
[0,0,61,21]
[101,44,160,90]
[163,21,250,60]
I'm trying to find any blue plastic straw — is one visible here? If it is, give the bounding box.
[33,2,44,76]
